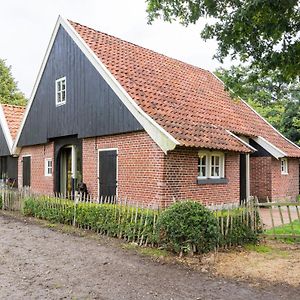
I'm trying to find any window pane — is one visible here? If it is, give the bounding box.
[198,155,207,177]
[62,91,66,102]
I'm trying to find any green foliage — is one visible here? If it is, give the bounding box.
[0,58,27,106]
[23,196,158,244]
[217,210,259,247]
[23,196,259,255]
[146,0,300,82]
[0,195,2,210]
[156,201,219,254]
[215,65,300,145]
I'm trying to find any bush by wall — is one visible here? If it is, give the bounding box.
[156,201,219,254]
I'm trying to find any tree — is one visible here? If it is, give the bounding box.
[146,0,300,82]
[0,59,27,106]
[215,64,300,144]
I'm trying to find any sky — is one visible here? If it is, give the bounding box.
[0,0,233,98]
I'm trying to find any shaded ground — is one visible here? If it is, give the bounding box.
[0,213,299,300]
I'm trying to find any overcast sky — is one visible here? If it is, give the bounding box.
[0,0,233,98]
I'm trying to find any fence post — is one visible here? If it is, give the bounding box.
[73,191,79,227]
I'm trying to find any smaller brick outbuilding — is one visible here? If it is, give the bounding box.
[13,16,300,206]
[0,104,25,187]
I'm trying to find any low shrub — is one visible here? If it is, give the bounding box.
[156,201,219,254]
[23,196,158,244]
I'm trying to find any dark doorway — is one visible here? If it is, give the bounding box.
[59,147,73,195]
[54,136,82,195]
[98,150,117,197]
[240,154,247,203]
[22,156,31,187]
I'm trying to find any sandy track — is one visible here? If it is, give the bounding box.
[0,214,298,300]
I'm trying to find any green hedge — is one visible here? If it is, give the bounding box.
[216,208,260,246]
[23,196,158,244]
[23,196,259,254]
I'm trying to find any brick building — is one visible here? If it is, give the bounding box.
[13,16,300,205]
[0,104,25,187]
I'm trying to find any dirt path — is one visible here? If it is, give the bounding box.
[260,207,299,228]
[0,214,298,300]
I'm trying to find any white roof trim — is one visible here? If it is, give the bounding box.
[253,136,286,159]
[0,104,14,155]
[211,71,300,155]
[226,130,257,152]
[13,16,179,154]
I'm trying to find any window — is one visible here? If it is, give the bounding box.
[55,77,66,106]
[45,159,53,176]
[198,151,225,179]
[198,154,207,178]
[281,158,288,175]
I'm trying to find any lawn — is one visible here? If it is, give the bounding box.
[265,219,300,243]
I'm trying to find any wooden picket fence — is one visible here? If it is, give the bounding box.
[0,188,261,248]
[256,200,300,240]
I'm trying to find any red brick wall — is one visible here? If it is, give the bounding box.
[271,158,299,201]
[250,157,272,201]
[250,156,300,201]
[18,143,54,194]
[163,148,240,205]
[82,131,165,206]
[83,134,240,206]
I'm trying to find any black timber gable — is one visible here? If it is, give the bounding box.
[0,123,10,156]
[18,26,143,147]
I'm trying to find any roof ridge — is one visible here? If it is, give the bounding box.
[68,19,210,74]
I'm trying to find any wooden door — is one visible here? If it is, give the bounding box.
[240,154,247,203]
[99,150,117,197]
[22,156,31,187]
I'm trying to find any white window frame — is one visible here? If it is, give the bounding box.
[198,151,225,179]
[281,158,288,175]
[55,77,66,106]
[44,158,53,177]
[198,153,207,179]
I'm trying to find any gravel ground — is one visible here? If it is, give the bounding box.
[0,213,298,300]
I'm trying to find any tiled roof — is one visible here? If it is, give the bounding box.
[70,20,300,157]
[2,104,26,141]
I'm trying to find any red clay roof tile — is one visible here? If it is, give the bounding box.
[2,104,25,141]
[70,20,300,157]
